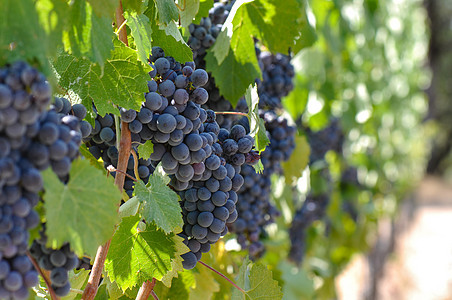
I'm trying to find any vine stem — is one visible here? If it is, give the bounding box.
[151,290,159,300]
[214,111,248,117]
[81,3,131,299]
[198,261,246,294]
[26,251,60,300]
[136,278,157,300]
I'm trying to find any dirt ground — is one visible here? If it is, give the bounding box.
[336,177,452,300]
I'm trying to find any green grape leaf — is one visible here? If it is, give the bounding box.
[118,197,140,219]
[189,264,220,300]
[105,215,176,291]
[179,0,200,28]
[232,258,283,300]
[206,4,261,105]
[245,85,270,153]
[125,12,153,65]
[194,0,214,24]
[209,0,253,65]
[122,0,145,13]
[54,39,151,118]
[154,0,179,24]
[63,0,114,67]
[292,10,317,52]
[87,0,118,18]
[282,134,310,185]
[245,0,305,54]
[36,0,69,53]
[279,261,315,300]
[42,158,121,258]
[161,235,190,287]
[62,269,91,300]
[93,283,109,300]
[0,0,51,73]
[154,272,195,299]
[135,171,183,234]
[79,144,106,172]
[151,21,193,63]
[137,140,154,160]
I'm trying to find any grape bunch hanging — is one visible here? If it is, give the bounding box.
[0,61,86,299]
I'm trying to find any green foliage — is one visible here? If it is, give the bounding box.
[179,0,201,28]
[62,269,91,300]
[206,1,261,105]
[282,135,310,185]
[42,158,121,257]
[63,0,114,67]
[154,0,179,25]
[79,144,106,172]
[87,0,118,18]
[105,215,177,291]
[194,0,214,23]
[245,0,305,54]
[54,39,152,118]
[125,12,153,64]
[245,85,270,153]
[232,258,283,300]
[134,171,184,234]
[0,0,50,71]
[137,140,154,159]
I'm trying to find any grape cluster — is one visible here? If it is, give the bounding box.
[228,164,279,258]
[188,1,234,62]
[186,1,238,129]
[306,119,343,163]
[83,47,257,269]
[29,232,78,297]
[256,50,295,109]
[259,111,296,173]
[288,193,330,264]
[0,61,82,299]
[178,123,255,269]
[85,111,155,198]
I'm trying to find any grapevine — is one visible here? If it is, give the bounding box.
[0,0,430,299]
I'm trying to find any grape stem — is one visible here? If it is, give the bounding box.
[108,166,137,182]
[151,290,159,300]
[81,2,131,300]
[136,278,157,300]
[198,260,246,294]
[131,149,140,182]
[26,251,60,300]
[215,111,248,117]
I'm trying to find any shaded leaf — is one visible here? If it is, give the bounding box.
[87,0,118,19]
[155,0,179,24]
[63,0,114,67]
[0,0,50,73]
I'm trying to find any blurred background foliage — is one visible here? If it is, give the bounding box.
[189,0,438,298]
